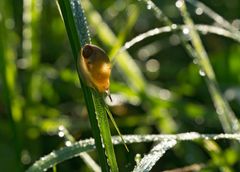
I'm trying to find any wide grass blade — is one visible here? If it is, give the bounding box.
[56,0,119,171]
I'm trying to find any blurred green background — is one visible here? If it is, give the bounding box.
[0,0,240,171]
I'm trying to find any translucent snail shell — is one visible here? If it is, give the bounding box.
[79,44,111,94]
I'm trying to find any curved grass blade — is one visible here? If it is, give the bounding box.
[26,133,240,172]
[26,138,96,172]
[58,126,101,172]
[119,25,240,53]
[186,0,240,34]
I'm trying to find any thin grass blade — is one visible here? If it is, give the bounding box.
[133,139,177,172]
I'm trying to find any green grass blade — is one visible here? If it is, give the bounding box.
[92,90,119,171]
[56,0,119,171]
[56,1,109,171]
[104,105,129,152]
[26,138,96,172]
[0,9,23,172]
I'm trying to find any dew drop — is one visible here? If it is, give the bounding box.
[65,141,72,147]
[175,0,183,8]
[147,4,152,10]
[40,157,46,161]
[195,7,203,15]
[205,136,210,140]
[193,59,198,64]
[216,107,224,115]
[50,152,55,156]
[58,125,64,131]
[199,70,206,76]
[182,27,190,35]
[58,131,64,137]
[146,59,160,72]
[171,24,177,30]
[135,153,141,165]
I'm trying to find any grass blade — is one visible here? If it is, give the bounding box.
[26,133,240,172]
[133,140,177,172]
[56,0,119,171]
[104,103,129,152]
[0,5,23,172]
[186,0,240,34]
[91,90,119,171]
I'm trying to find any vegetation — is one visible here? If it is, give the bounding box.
[0,0,240,171]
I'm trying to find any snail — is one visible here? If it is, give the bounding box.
[78,44,112,101]
[78,44,129,151]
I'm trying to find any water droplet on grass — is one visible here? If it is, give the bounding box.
[182,27,190,35]
[58,131,65,137]
[199,70,206,76]
[147,4,152,10]
[193,59,198,64]
[195,8,203,15]
[65,141,72,147]
[171,24,177,30]
[175,0,183,8]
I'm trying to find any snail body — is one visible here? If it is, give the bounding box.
[78,44,111,97]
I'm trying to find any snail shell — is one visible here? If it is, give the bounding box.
[79,44,111,94]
